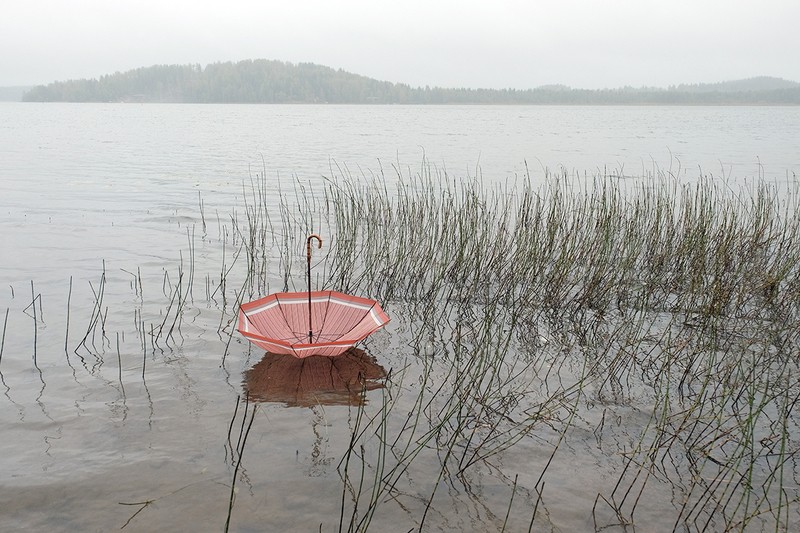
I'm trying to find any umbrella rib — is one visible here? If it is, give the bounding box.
[334,300,380,342]
[356,301,380,341]
[242,311,294,345]
[243,307,296,343]
[239,291,388,357]
[274,298,302,343]
[320,294,378,342]
[315,294,378,342]
[314,292,334,341]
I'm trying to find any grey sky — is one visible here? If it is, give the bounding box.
[2,0,798,89]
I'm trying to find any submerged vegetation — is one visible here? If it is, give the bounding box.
[233,164,800,530]
[3,158,800,530]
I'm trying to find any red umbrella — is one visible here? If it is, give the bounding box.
[237,234,390,358]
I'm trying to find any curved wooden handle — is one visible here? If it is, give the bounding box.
[306,234,323,261]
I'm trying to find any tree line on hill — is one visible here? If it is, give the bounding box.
[20,60,800,105]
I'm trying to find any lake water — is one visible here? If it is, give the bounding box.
[1,103,798,531]
[3,103,797,283]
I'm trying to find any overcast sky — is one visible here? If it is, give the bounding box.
[2,0,798,89]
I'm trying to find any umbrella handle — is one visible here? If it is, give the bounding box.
[306,234,323,261]
[306,234,322,342]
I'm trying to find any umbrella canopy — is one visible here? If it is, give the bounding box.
[238,290,390,357]
[243,348,386,407]
[238,234,390,358]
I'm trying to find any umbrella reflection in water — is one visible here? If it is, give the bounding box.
[243,348,386,407]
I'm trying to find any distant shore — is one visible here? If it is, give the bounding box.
[11,60,800,105]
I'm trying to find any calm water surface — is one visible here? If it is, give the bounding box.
[3,103,797,283]
[0,103,798,531]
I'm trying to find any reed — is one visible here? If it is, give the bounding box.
[29,280,38,364]
[64,275,72,355]
[0,307,8,367]
[116,332,125,397]
[225,394,257,532]
[15,158,793,530]
[74,261,108,368]
[236,162,799,531]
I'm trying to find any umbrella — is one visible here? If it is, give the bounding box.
[243,348,387,407]
[237,234,390,358]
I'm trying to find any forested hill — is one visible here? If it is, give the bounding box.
[20,60,800,104]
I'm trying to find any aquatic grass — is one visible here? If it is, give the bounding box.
[225,394,257,532]
[116,332,125,397]
[0,307,8,365]
[73,261,110,368]
[589,309,800,531]
[0,306,9,397]
[325,290,595,530]
[1,155,797,530]
[39,158,796,530]
[232,162,800,530]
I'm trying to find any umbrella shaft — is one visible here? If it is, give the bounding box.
[305,234,322,344]
[307,251,312,343]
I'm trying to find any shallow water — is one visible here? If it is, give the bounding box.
[1,103,799,531]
